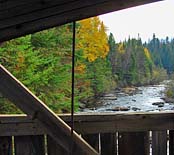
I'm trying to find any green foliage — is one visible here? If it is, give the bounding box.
[86,58,116,97]
[1,19,173,114]
[107,35,168,86]
[147,34,174,74]
[0,98,22,114]
[0,18,114,113]
[166,82,174,99]
[0,25,77,114]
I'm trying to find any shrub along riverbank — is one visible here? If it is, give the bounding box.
[164,79,174,103]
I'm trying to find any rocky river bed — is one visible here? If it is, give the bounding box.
[82,80,174,113]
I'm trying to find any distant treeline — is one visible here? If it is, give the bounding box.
[107,33,173,86]
[0,17,173,113]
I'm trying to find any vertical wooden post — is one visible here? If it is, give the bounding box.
[169,130,174,155]
[152,131,167,155]
[118,132,149,155]
[0,65,98,155]
[100,133,117,155]
[0,136,12,155]
[83,134,99,152]
[14,135,45,155]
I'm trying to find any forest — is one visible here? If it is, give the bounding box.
[0,17,174,114]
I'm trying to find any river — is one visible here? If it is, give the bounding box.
[82,80,174,113]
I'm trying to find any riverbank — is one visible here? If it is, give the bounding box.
[80,86,141,109]
[81,81,174,113]
[162,80,174,103]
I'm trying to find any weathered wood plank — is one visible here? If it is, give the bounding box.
[0,112,174,135]
[47,135,67,155]
[47,135,86,155]
[14,135,45,155]
[0,116,45,136]
[0,65,98,155]
[63,112,174,134]
[0,136,12,155]
[118,132,150,155]
[0,0,162,42]
[0,0,75,20]
[0,0,35,11]
[152,131,167,155]
[83,134,99,152]
[0,0,161,27]
[0,0,69,12]
[100,133,117,155]
[169,130,174,155]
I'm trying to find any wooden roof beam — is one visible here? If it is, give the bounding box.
[0,64,98,155]
[0,0,163,42]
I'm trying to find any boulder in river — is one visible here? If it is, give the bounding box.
[122,87,138,95]
[101,93,117,100]
[132,107,141,111]
[152,102,164,107]
[111,106,130,111]
[163,97,174,103]
[79,103,86,109]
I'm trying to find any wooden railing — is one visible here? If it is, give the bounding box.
[0,112,174,155]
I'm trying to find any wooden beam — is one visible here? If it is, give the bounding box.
[0,0,162,42]
[152,131,167,155]
[14,135,45,155]
[0,112,174,135]
[0,65,98,155]
[118,132,150,155]
[62,112,174,134]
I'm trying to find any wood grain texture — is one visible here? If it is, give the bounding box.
[152,131,167,155]
[0,136,12,155]
[47,135,67,155]
[0,0,162,42]
[83,134,99,152]
[101,133,117,155]
[14,135,45,155]
[0,112,174,135]
[61,112,174,134]
[169,130,174,155]
[118,132,150,155]
[0,65,98,155]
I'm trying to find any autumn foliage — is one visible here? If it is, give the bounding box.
[77,17,109,62]
[0,16,170,114]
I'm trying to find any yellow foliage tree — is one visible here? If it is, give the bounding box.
[117,43,125,54]
[144,47,151,60]
[77,17,109,62]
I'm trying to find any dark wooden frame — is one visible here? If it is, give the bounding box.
[0,0,162,42]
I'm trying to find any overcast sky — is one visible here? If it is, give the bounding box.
[100,0,174,43]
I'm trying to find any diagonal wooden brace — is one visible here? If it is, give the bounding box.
[0,64,98,155]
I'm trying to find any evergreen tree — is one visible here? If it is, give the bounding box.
[108,33,117,74]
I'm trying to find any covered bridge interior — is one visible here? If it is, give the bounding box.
[0,0,165,155]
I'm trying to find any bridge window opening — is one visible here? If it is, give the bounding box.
[1,0,174,115]
[1,0,174,155]
[84,0,174,114]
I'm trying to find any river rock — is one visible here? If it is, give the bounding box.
[79,103,86,109]
[132,107,140,111]
[152,102,164,107]
[111,106,130,111]
[158,104,164,108]
[122,87,138,95]
[163,97,174,103]
[101,93,117,100]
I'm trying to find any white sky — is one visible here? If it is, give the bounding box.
[100,0,174,43]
